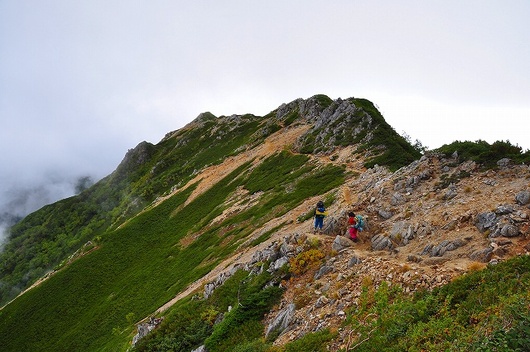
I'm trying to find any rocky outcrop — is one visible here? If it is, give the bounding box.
[265,303,296,338]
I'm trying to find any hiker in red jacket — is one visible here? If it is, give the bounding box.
[348,211,358,242]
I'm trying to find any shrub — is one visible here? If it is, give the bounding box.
[289,249,325,276]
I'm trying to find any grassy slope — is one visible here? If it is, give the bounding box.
[0,150,345,351]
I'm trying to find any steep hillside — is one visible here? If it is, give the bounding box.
[0,95,424,351]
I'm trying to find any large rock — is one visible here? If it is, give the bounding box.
[371,234,393,251]
[322,215,343,236]
[500,224,519,238]
[332,235,354,252]
[515,191,530,206]
[390,221,415,245]
[475,212,498,232]
[265,303,296,338]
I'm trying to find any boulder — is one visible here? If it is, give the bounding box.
[497,158,512,168]
[332,235,354,252]
[515,191,530,206]
[265,303,296,338]
[500,224,519,238]
[475,212,498,232]
[390,221,415,245]
[371,234,393,251]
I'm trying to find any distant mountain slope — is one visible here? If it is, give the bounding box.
[0,95,422,351]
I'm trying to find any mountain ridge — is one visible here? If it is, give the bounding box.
[0,94,529,351]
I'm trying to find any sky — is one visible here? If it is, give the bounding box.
[1,1,529,240]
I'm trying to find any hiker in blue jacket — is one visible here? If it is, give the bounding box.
[314,200,327,233]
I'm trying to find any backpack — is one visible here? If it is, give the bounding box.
[355,215,365,231]
[315,201,327,218]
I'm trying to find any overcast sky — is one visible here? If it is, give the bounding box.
[1,1,529,232]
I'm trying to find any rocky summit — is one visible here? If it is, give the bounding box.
[0,94,529,352]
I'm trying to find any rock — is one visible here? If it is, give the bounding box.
[444,184,458,200]
[315,296,329,308]
[378,209,393,219]
[191,346,207,352]
[132,317,163,346]
[266,303,296,338]
[500,224,519,238]
[371,234,393,251]
[469,248,493,263]
[332,235,354,252]
[407,255,422,263]
[391,192,407,206]
[475,212,498,232]
[390,221,415,245]
[269,256,289,272]
[423,239,465,257]
[314,265,333,280]
[497,158,512,168]
[322,215,343,236]
[515,191,530,206]
[348,255,362,267]
[496,205,514,215]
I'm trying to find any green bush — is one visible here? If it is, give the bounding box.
[436,140,530,169]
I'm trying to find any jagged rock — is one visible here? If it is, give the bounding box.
[371,234,393,251]
[314,265,333,280]
[191,345,207,352]
[332,235,354,252]
[266,303,296,338]
[515,191,530,205]
[421,244,434,256]
[483,179,497,186]
[322,215,343,236]
[475,212,498,232]
[469,248,493,263]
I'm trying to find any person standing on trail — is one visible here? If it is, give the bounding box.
[314,201,327,233]
[348,211,358,242]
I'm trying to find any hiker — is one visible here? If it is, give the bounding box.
[348,211,358,242]
[314,200,327,233]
